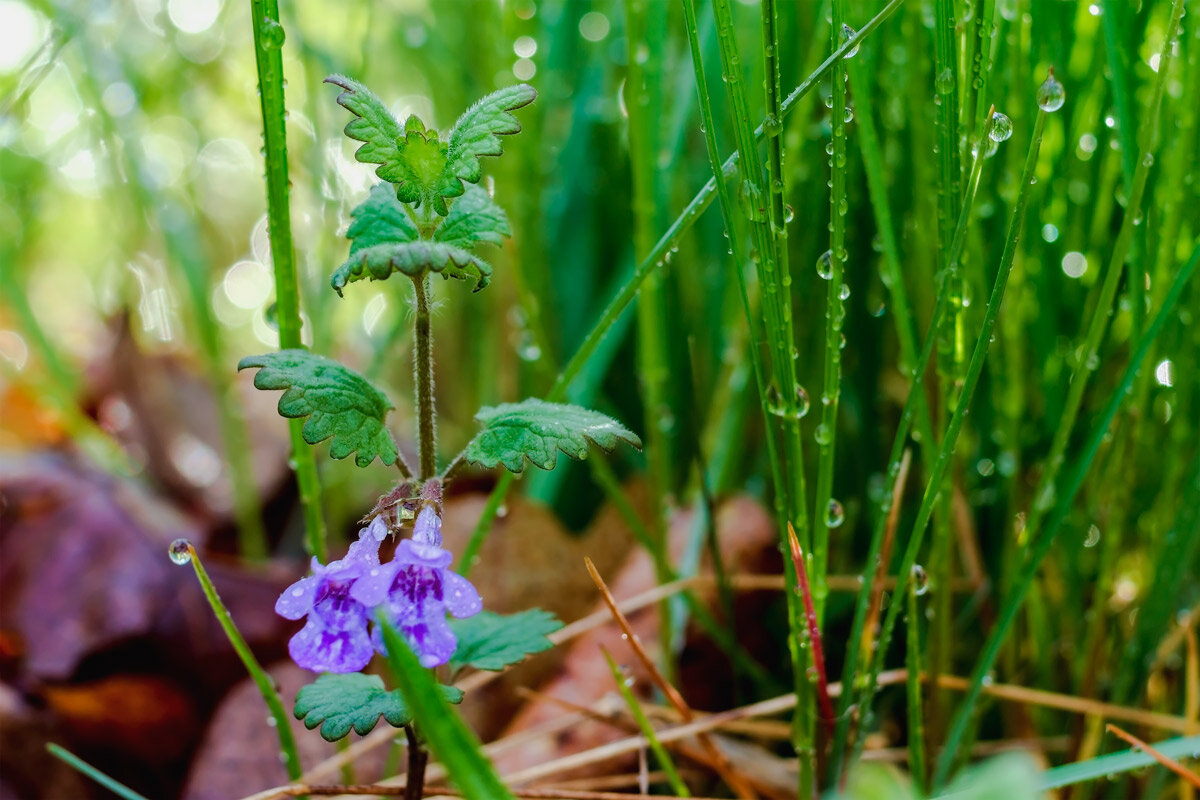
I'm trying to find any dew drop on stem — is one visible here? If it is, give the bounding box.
[839,24,859,58]
[825,498,845,528]
[911,564,929,595]
[816,249,834,280]
[988,112,1013,142]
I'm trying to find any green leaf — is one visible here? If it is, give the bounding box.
[324,75,404,181]
[933,752,1039,800]
[379,615,517,800]
[447,84,537,185]
[293,673,463,742]
[387,116,463,215]
[449,609,562,672]
[463,398,642,473]
[237,349,397,467]
[332,241,493,295]
[347,184,419,255]
[434,185,511,249]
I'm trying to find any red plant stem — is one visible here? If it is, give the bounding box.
[787,523,836,738]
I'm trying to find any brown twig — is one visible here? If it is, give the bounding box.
[1105,723,1200,789]
[583,557,759,799]
[786,523,836,740]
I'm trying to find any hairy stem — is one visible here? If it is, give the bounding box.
[412,275,436,480]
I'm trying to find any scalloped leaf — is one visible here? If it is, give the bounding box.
[332,241,493,296]
[347,184,419,255]
[237,349,397,467]
[463,398,641,473]
[447,84,537,185]
[449,609,562,672]
[324,75,404,179]
[294,673,463,742]
[434,185,511,249]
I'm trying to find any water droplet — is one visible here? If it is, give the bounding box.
[840,24,860,57]
[815,423,832,445]
[1084,524,1101,548]
[261,18,286,50]
[825,498,845,528]
[1037,71,1065,112]
[784,204,795,223]
[763,113,782,136]
[816,249,834,280]
[988,112,1013,142]
[795,385,811,417]
[169,539,193,565]
[911,564,929,595]
[843,105,854,123]
[839,283,851,301]
[767,383,784,412]
[935,68,954,95]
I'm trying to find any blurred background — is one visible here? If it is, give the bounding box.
[1,0,1197,797]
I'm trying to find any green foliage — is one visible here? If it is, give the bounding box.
[346,184,419,255]
[446,83,538,185]
[327,75,534,216]
[238,350,398,467]
[434,185,512,249]
[831,752,1038,800]
[462,398,642,473]
[332,240,493,295]
[293,673,463,742]
[448,609,562,672]
[380,616,517,800]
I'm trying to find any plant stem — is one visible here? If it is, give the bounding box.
[412,275,436,480]
[403,724,427,800]
[248,0,327,560]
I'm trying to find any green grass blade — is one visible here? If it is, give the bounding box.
[602,649,691,796]
[173,541,302,780]
[379,614,516,800]
[1036,736,1200,792]
[46,744,152,800]
[932,239,1200,787]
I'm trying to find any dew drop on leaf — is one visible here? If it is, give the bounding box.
[839,24,859,58]
[261,18,286,50]
[911,564,929,595]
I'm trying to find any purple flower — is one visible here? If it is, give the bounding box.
[275,517,387,673]
[352,506,482,668]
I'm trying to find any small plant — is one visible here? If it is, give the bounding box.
[235,76,641,795]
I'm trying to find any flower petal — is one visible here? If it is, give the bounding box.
[275,575,318,619]
[350,561,397,607]
[443,570,482,618]
[288,618,375,673]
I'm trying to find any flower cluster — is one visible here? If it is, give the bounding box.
[276,503,481,673]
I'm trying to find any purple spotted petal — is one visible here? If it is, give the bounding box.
[395,538,452,568]
[443,570,482,618]
[276,574,319,620]
[349,561,397,607]
[288,617,374,673]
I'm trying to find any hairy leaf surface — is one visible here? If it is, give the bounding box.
[434,185,511,249]
[447,84,537,184]
[332,241,493,295]
[325,75,404,179]
[463,398,641,472]
[294,673,463,742]
[449,609,562,672]
[347,184,419,255]
[238,350,397,467]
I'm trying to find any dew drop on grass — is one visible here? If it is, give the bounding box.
[795,385,811,417]
[839,24,860,57]
[261,18,286,50]
[815,423,832,445]
[1084,524,1101,548]
[169,538,193,565]
[843,105,854,123]
[784,204,795,223]
[816,249,834,279]
[988,112,1013,142]
[911,564,929,595]
[763,114,783,136]
[825,498,845,528]
[839,283,851,301]
[1037,71,1066,112]
[935,68,954,95]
